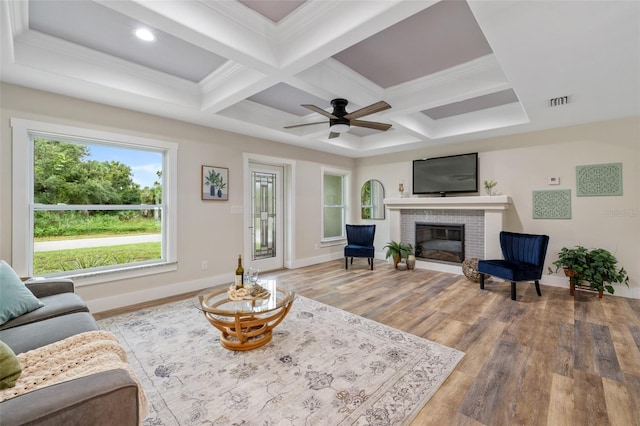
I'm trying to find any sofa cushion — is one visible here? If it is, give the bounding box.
[0,293,89,331]
[0,341,21,389]
[0,261,44,325]
[0,312,99,355]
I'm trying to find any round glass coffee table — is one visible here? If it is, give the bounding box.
[196,280,296,351]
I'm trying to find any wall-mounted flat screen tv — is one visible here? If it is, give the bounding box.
[413,153,478,196]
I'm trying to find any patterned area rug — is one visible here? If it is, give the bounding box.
[98,296,464,426]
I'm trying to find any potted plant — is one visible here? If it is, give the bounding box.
[383,241,413,268]
[549,246,629,297]
[549,245,590,282]
[483,180,497,196]
[582,248,629,296]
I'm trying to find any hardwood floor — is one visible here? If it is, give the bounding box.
[266,260,640,426]
[97,260,640,425]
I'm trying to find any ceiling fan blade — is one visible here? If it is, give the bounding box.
[284,121,328,129]
[350,120,392,131]
[328,132,341,139]
[344,101,391,120]
[302,104,338,119]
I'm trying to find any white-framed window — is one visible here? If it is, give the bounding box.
[321,167,349,242]
[11,118,178,283]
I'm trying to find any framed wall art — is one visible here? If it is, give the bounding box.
[576,162,622,197]
[202,165,228,201]
[532,189,571,219]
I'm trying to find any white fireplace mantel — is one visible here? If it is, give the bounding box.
[384,195,512,211]
[384,195,512,273]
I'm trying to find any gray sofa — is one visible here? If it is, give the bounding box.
[0,279,141,426]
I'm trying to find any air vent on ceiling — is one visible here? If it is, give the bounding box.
[549,96,569,107]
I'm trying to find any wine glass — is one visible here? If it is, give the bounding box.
[248,267,259,285]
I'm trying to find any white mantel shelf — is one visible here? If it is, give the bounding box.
[384,195,512,211]
[384,195,512,274]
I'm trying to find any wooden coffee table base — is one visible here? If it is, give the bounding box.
[199,296,294,351]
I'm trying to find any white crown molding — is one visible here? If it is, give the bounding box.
[199,61,247,94]
[277,1,346,45]
[198,0,278,43]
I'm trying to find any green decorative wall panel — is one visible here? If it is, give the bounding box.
[533,190,572,219]
[576,162,622,197]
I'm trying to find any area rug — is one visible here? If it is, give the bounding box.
[98,296,464,426]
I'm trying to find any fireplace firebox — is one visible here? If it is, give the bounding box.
[415,223,465,263]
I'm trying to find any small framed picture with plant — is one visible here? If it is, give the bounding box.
[202,165,228,201]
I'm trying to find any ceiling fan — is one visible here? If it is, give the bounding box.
[284,98,392,139]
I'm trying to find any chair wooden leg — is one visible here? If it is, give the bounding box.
[351,257,353,265]
[370,258,373,270]
[345,257,348,270]
[511,282,517,300]
[479,273,485,289]
[535,280,542,297]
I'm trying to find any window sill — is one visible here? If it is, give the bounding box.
[320,239,347,248]
[36,262,178,287]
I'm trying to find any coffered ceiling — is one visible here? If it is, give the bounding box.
[1,1,638,157]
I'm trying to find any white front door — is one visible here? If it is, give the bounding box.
[246,163,284,272]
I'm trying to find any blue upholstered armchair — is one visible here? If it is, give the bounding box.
[478,231,549,301]
[344,225,376,270]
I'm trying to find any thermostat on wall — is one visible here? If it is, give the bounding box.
[548,177,560,185]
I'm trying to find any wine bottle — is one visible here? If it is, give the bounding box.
[235,254,244,289]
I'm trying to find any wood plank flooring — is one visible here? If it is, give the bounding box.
[96,260,640,425]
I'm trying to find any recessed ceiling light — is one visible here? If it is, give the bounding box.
[135,28,155,42]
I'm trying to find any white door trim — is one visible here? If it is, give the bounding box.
[243,153,296,271]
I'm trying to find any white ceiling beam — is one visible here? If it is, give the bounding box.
[13,31,201,107]
[98,0,280,72]
[384,55,511,115]
[277,1,436,72]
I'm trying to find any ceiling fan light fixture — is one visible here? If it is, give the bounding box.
[329,123,350,133]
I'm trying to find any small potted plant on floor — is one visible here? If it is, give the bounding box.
[384,241,413,269]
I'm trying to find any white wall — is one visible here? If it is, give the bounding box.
[2,83,638,306]
[354,117,640,298]
[0,83,353,311]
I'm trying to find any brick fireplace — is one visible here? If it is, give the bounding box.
[384,196,512,274]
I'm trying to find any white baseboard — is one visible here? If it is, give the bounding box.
[289,252,343,269]
[89,257,639,313]
[86,273,230,313]
[412,261,638,299]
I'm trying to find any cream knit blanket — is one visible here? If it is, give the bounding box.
[0,331,148,423]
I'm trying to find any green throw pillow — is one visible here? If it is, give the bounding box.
[0,260,44,325]
[0,340,22,389]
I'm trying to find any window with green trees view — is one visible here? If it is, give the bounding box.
[11,118,177,278]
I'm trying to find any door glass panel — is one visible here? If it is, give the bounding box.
[252,171,276,260]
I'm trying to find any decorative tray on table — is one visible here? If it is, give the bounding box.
[227,283,271,301]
